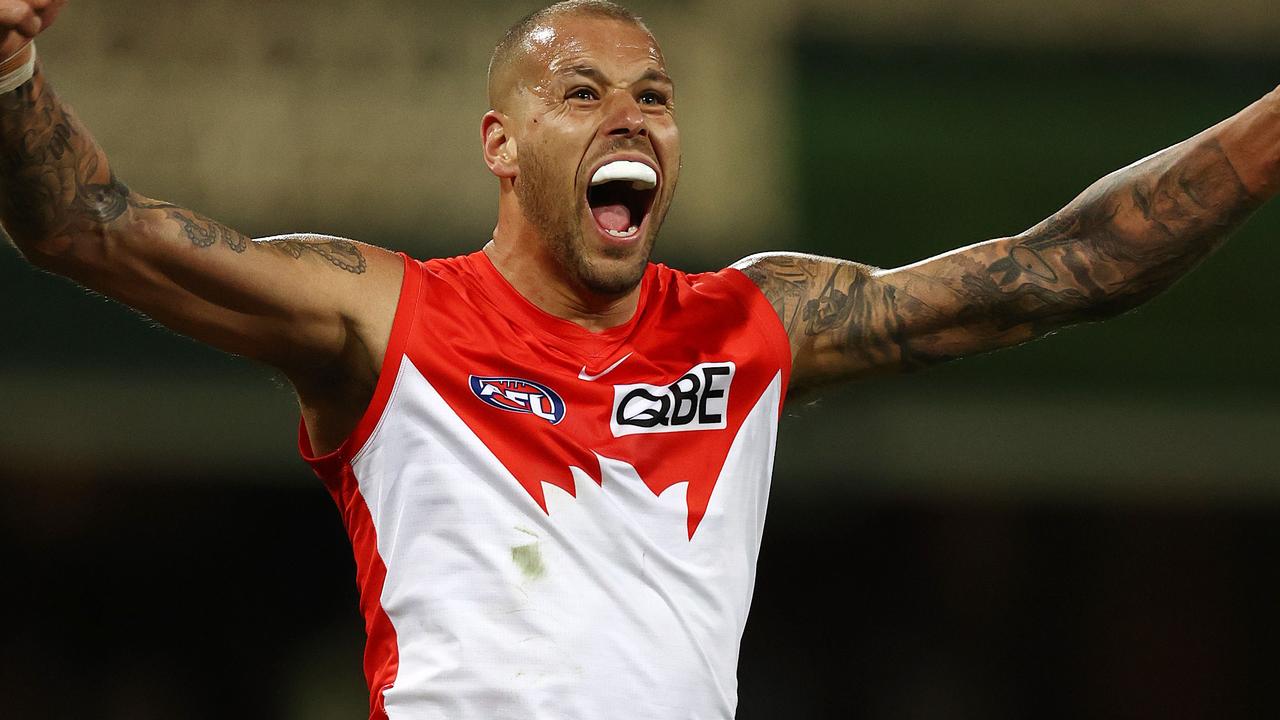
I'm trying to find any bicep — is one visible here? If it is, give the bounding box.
[40,195,404,376]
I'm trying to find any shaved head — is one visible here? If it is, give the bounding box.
[487,0,654,112]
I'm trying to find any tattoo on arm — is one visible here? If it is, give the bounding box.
[742,256,953,377]
[166,206,248,253]
[985,139,1255,316]
[257,236,368,274]
[742,137,1260,387]
[738,259,817,333]
[0,69,366,276]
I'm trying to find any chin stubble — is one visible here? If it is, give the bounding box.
[517,148,668,296]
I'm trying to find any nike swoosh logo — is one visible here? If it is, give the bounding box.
[578,352,633,382]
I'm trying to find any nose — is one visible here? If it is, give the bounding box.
[602,90,646,139]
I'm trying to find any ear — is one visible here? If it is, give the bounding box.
[482,110,518,179]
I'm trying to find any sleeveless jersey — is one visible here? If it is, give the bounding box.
[301,251,791,720]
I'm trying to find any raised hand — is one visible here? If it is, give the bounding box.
[0,0,63,59]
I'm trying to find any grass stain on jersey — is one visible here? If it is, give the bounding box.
[512,527,546,580]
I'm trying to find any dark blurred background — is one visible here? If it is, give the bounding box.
[3,1,1279,718]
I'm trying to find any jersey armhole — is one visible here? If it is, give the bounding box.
[721,267,793,408]
[299,252,424,478]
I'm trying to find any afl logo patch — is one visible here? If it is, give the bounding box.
[469,376,567,425]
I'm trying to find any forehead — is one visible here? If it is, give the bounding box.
[520,15,667,82]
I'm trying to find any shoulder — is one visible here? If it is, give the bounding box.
[730,253,831,334]
[725,253,892,393]
[327,240,407,323]
[653,258,786,300]
[420,249,483,275]
[730,251,867,289]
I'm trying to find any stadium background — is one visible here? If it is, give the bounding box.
[3,0,1279,717]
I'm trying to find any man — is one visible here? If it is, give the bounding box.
[1,0,1276,718]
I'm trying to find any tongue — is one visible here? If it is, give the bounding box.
[592,203,632,232]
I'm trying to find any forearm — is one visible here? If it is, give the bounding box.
[997,87,1278,319]
[0,63,129,259]
[0,62,260,290]
[1216,86,1280,199]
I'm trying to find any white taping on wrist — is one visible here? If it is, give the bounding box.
[0,43,36,94]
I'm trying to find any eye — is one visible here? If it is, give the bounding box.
[568,87,598,102]
[639,90,668,106]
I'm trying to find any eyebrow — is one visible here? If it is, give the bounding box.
[638,68,674,86]
[559,65,673,87]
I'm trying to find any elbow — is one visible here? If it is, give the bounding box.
[1063,273,1167,326]
[10,222,113,275]
[20,234,74,268]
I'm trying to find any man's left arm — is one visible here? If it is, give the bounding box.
[737,85,1280,393]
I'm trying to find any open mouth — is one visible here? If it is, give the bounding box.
[586,160,658,240]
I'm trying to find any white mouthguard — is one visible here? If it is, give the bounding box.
[590,160,658,190]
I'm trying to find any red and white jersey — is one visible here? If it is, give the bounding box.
[301,251,791,720]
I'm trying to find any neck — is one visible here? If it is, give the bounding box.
[483,236,643,334]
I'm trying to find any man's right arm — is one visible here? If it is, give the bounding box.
[0,12,405,451]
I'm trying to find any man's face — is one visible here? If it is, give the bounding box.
[507,16,681,296]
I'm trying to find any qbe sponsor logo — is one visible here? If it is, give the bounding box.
[610,362,735,437]
[469,375,567,425]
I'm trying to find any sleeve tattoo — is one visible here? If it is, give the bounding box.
[0,70,366,274]
[741,138,1259,386]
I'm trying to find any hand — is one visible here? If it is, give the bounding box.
[0,0,64,59]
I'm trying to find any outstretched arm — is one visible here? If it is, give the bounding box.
[738,85,1279,394]
[0,5,404,450]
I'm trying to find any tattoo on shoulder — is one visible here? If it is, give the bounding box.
[258,236,368,274]
[739,257,818,334]
[742,254,947,375]
[741,254,888,338]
